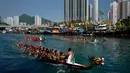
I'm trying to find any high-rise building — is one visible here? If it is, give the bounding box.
[127,2,130,17]
[73,0,77,21]
[93,0,98,22]
[35,15,41,26]
[116,0,122,20]
[117,0,129,20]
[6,17,13,25]
[89,4,93,21]
[13,16,19,25]
[108,11,111,20]
[64,0,69,22]
[122,1,128,19]
[110,1,118,24]
[64,0,89,22]
[117,1,121,20]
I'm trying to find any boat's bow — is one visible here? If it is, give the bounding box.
[77,57,104,70]
[65,57,104,70]
[89,57,104,66]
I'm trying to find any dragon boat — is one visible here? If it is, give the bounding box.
[16,42,104,70]
[24,36,44,41]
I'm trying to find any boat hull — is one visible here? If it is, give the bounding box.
[29,54,92,70]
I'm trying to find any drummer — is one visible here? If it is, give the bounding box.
[67,48,74,56]
[66,48,75,64]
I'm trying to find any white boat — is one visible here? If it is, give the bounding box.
[2,30,6,33]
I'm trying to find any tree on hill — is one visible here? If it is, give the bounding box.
[116,16,130,30]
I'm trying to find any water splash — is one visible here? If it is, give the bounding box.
[57,69,65,73]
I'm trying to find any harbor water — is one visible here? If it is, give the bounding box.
[0,34,130,73]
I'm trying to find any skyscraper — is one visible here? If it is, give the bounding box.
[127,2,130,16]
[64,0,89,22]
[13,16,19,25]
[110,1,118,24]
[117,0,129,20]
[93,0,98,22]
[108,11,111,20]
[89,4,93,21]
[35,15,41,26]
[122,1,128,19]
[73,0,77,21]
[64,0,69,22]
[6,17,13,25]
[117,1,121,20]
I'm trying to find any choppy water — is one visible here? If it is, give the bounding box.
[0,33,130,73]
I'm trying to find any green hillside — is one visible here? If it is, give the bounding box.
[19,14,52,25]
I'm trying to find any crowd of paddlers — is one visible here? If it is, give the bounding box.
[17,41,104,67]
[58,36,97,43]
[17,41,67,62]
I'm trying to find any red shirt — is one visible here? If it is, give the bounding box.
[68,51,74,56]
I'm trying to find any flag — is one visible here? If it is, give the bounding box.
[99,10,104,15]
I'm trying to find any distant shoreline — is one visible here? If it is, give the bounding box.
[1,31,130,38]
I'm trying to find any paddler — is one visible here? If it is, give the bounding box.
[56,49,60,60]
[94,39,97,42]
[39,36,42,41]
[59,52,66,62]
[43,36,46,40]
[66,48,75,64]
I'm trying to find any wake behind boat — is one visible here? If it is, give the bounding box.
[16,42,104,70]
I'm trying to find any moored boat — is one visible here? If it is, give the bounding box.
[2,30,6,33]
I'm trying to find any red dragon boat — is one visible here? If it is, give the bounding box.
[24,36,43,41]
